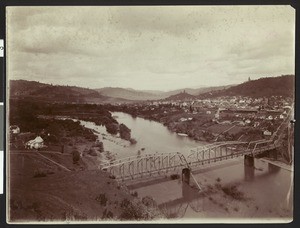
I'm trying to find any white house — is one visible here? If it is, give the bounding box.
[26,136,44,149]
[263,130,272,136]
[267,115,273,120]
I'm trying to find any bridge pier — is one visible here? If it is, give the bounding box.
[182,168,191,185]
[244,155,254,167]
[244,155,254,181]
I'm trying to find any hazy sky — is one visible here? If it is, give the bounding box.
[7,6,295,91]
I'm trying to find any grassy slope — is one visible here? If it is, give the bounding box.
[8,152,161,222]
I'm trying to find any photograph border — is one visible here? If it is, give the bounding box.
[0,0,299,227]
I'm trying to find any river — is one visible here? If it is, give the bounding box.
[80,112,206,160]
[79,112,293,221]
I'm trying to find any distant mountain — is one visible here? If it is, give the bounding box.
[12,76,289,104]
[163,85,233,97]
[96,87,162,101]
[9,80,114,103]
[96,85,233,101]
[164,91,196,101]
[198,75,295,98]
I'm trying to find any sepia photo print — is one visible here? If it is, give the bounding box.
[6,5,295,223]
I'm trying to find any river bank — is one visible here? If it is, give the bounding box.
[106,106,252,143]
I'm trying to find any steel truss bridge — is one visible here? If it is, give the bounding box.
[101,111,291,181]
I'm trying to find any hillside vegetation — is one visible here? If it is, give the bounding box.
[199,75,294,98]
[10,80,111,103]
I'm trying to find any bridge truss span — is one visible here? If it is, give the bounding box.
[101,112,290,181]
[101,140,276,180]
[101,152,188,180]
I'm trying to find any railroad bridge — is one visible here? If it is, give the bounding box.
[101,112,291,182]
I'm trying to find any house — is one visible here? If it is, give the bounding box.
[25,136,44,149]
[263,130,272,136]
[179,117,188,122]
[266,115,273,120]
[206,111,211,114]
[245,119,251,124]
[279,114,284,119]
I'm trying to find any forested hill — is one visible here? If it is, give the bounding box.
[9,80,121,103]
[198,75,295,98]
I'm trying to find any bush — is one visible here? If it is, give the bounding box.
[221,185,245,201]
[119,124,131,140]
[105,123,119,135]
[88,148,98,156]
[170,174,180,180]
[119,200,148,220]
[109,175,116,179]
[142,196,156,207]
[131,191,138,197]
[33,170,47,178]
[72,149,81,164]
[95,193,108,206]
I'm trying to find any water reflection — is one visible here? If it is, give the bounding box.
[136,159,292,219]
[159,183,204,218]
[244,164,255,181]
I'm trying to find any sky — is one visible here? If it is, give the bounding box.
[6,6,295,91]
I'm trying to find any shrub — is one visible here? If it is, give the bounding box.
[106,211,114,219]
[109,175,116,179]
[119,124,131,140]
[105,123,119,135]
[119,200,148,220]
[170,174,180,180]
[120,199,130,208]
[95,193,108,206]
[131,191,138,197]
[142,196,156,207]
[72,149,80,164]
[221,185,245,200]
[33,170,47,178]
[88,148,98,156]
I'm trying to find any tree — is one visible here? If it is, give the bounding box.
[105,123,119,135]
[72,148,80,164]
[119,124,131,141]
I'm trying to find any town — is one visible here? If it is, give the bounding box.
[110,94,293,146]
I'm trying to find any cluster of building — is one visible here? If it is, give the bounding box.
[145,95,293,137]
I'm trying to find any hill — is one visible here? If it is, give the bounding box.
[198,75,295,98]
[162,85,233,97]
[96,85,233,101]
[9,80,118,103]
[96,87,161,101]
[164,91,196,101]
